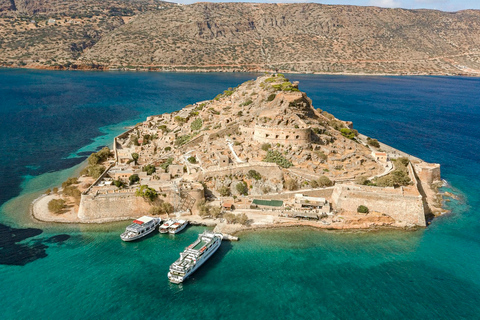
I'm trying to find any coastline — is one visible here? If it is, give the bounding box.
[2,65,479,78]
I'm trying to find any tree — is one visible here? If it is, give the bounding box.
[284,178,298,191]
[236,213,248,225]
[224,212,236,224]
[53,187,59,194]
[367,138,380,148]
[48,199,66,213]
[247,170,262,181]
[210,206,222,219]
[143,164,156,175]
[135,185,158,202]
[113,180,124,188]
[88,153,100,165]
[357,205,369,214]
[187,156,197,164]
[218,186,231,197]
[45,189,51,194]
[310,180,319,188]
[131,153,139,165]
[236,181,248,196]
[317,175,333,187]
[129,174,140,185]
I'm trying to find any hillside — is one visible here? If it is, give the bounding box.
[1,2,480,74]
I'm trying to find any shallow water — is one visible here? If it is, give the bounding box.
[0,70,479,319]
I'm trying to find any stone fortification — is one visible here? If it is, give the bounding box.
[331,184,426,226]
[78,193,151,222]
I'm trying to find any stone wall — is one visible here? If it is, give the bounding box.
[78,193,151,222]
[331,184,426,226]
[253,125,311,146]
[414,162,441,184]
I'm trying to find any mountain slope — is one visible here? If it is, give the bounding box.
[79,3,480,74]
[1,2,480,74]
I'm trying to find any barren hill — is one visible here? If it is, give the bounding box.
[1,2,480,74]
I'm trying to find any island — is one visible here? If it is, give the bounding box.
[32,74,443,234]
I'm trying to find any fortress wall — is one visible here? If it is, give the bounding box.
[78,193,151,222]
[414,162,441,184]
[253,125,311,146]
[331,185,426,226]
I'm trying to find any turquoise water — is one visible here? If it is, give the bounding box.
[1,70,480,319]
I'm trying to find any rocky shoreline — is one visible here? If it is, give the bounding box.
[2,64,478,77]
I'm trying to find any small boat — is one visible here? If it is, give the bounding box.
[168,220,188,234]
[168,231,223,283]
[120,216,161,241]
[159,219,175,234]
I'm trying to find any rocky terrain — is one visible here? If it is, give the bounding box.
[1,1,480,75]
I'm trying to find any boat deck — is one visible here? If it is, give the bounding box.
[193,240,208,251]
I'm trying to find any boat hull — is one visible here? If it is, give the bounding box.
[120,219,160,242]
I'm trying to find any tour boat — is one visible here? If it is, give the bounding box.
[159,219,175,234]
[168,231,223,283]
[120,216,161,241]
[168,220,188,234]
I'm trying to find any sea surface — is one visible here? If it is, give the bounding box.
[0,69,479,319]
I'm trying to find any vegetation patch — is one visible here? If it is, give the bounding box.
[48,199,66,214]
[191,118,203,131]
[263,150,293,168]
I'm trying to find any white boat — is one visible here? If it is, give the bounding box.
[168,231,223,283]
[120,216,161,241]
[159,219,175,233]
[168,220,188,234]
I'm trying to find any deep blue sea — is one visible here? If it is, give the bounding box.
[1,69,479,319]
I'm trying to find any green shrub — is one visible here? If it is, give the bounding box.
[175,135,191,146]
[61,177,78,189]
[129,174,139,185]
[317,175,333,187]
[236,181,248,196]
[261,143,271,151]
[81,165,105,179]
[340,128,358,139]
[174,116,186,124]
[113,180,124,188]
[135,185,158,202]
[160,157,174,171]
[191,118,203,131]
[218,186,231,197]
[264,150,293,168]
[367,137,380,148]
[357,205,369,214]
[143,164,156,175]
[48,199,66,213]
[240,100,252,107]
[187,156,197,164]
[284,178,298,191]
[247,170,262,181]
[267,93,276,101]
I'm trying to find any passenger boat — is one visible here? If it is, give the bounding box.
[159,219,175,234]
[168,220,188,234]
[168,231,223,283]
[120,216,161,241]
